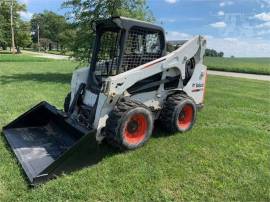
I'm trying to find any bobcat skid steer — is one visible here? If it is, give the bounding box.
[3,16,207,185]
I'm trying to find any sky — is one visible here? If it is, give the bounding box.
[18,0,270,57]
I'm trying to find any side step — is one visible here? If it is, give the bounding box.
[2,102,96,185]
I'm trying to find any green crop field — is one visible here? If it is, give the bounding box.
[204,57,270,75]
[0,54,269,201]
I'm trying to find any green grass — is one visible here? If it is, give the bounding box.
[0,55,270,201]
[0,53,51,62]
[204,57,270,75]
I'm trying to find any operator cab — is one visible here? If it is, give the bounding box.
[87,16,166,92]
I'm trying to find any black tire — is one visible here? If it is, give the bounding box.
[64,92,71,112]
[159,93,197,133]
[105,98,154,150]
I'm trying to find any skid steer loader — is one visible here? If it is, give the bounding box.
[3,16,207,185]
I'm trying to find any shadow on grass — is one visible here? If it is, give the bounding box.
[0,73,72,85]
[152,121,176,138]
[0,52,13,54]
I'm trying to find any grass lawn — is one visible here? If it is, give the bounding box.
[204,57,270,75]
[0,53,51,62]
[0,54,270,201]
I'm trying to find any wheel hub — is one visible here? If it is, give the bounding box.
[127,120,139,134]
[124,114,148,145]
[179,112,185,119]
[178,104,193,130]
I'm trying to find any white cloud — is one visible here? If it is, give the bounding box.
[256,21,270,28]
[166,31,192,40]
[165,29,270,57]
[224,37,238,42]
[165,0,177,4]
[219,1,234,7]
[210,21,227,28]
[207,37,270,57]
[254,12,270,21]
[19,11,33,21]
[219,2,225,7]
[259,0,270,8]
[257,29,270,36]
[218,11,225,16]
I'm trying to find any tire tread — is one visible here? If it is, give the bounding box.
[105,98,148,150]
[159,92,194,133]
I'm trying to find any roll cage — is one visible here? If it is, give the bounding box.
[87,16,166,92]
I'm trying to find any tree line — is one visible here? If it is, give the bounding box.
[0,0,154,61]
[0,0,223,60]
[167,43,224,57]
[204,48,224,57]
[0,0,31,53]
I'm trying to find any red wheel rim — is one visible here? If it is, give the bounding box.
[178,104,193,130]
[124,114,148,144]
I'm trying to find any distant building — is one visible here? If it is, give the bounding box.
[166,40,188,53]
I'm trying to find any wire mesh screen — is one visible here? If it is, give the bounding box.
[95,30,120,76]
[121,27,162,72]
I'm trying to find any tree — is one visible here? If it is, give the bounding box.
[0,0,26,49]
[0,0,30,53]
[204,48,224,57]
[31,11,69,51]
[62,0,154,61]
[0,14,8,49]
[14,20,32,52]
[58,26,76,51]
[0,1,12,50]
[218,52,224,57]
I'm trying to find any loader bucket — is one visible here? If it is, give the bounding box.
[2,101,96,185]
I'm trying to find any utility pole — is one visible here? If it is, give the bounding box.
[10,0,16,54]
[37,24,40,52]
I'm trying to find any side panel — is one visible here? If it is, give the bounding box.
[130,91,163,110]
[183,64,207,104]
[70,67,89,104]
[106,36,205,95]
[93,94,113,141]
